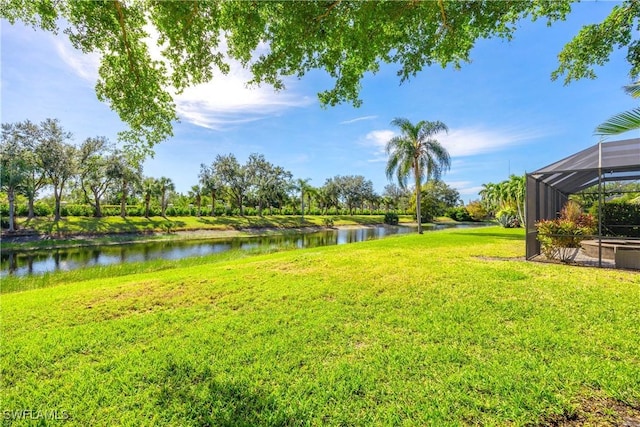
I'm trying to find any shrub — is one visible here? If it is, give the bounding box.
[495,207,520,228]
[33,202,53,217]
[536,203,596,262]
[384,212,399,225]
[322,217,334,227]
[160,221,175,234]
[466,201,488,221]
[446,206,472,222]
[61,204,93,217]
[602,202,640,237]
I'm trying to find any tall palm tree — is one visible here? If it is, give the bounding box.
[595,81,640,135]
[295,178,312,220]
[385,118,451,234]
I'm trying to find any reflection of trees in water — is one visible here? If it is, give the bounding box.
[2,225,424,277]
[5,252,17,273]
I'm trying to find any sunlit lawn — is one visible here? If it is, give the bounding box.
[2,227,639,425]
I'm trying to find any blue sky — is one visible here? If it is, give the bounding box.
[1,2,637,202]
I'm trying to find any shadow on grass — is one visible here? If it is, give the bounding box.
[196,216,310,229]
[153,358,300,425]
[453,231,525,241]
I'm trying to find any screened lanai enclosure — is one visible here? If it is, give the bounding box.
[526,137,640,269]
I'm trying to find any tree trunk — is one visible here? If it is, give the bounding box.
[120,181,127,218]
[300,191,304,220]
[415,164,422,234]
[145,195,151,218]
[211,191,216,217]
[53,187,62,222]
[27,196,35,219]
[7,188,16,232]
[93,190,102,217]
[161,191,167,217]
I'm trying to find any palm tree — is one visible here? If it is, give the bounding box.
[158,176,175,218]
[141,177,160,218]
[595,81,640,135]
[385,118,451,234]
[199,163,221,217]
[188,185,203,217]
[295,178,312,220]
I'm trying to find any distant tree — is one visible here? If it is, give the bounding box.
[246,153,282,216]
[141,177,160,218]
[111,150,142,218]
[382,183,410,213]
[78,136,118,217]
[294,178,312,220]
[259,165,292,215]
[0,126,30,231]
[318,178,341,214]
[410,180,461,222]
[199,163,222,217]
[213,154,250,216]
[332,175,374,215]
[595,81,640,136]
[36,119,76,221]
[158,177,175,217]
[1,120,45,219]
[385,118,451,233]
[188,185,203,217]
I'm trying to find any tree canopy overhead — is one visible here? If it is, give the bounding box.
[2,1,638,150]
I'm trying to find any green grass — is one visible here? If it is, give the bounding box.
[1,227,639,425]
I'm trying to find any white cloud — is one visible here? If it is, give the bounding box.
[51,29,312,130]
[439,126,545,157]
[360,125,545,165]
[174,68,313,130]
[52,39,100,82]
[445,180,484,196]
[340,115,378,125]
[362,129,396,162]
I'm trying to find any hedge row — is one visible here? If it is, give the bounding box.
[0,203,395,218]
[603,202,640,237]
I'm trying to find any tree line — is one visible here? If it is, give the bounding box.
[1,118,426,232]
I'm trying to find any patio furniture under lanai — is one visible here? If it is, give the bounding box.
[525,138,640,269]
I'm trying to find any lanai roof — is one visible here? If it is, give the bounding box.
[529,137,640,194]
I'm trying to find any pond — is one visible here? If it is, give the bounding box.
[1,223,483,277]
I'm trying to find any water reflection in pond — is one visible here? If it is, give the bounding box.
[2,223,482,277]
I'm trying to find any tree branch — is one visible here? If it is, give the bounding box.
[437,0,451,32]
[113,0,139,83]
[316,1,341,21]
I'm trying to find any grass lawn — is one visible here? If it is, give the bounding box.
[1,227,639,425]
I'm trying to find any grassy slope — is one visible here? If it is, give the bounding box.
[14,215,414,235]
[1,227,639,425]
